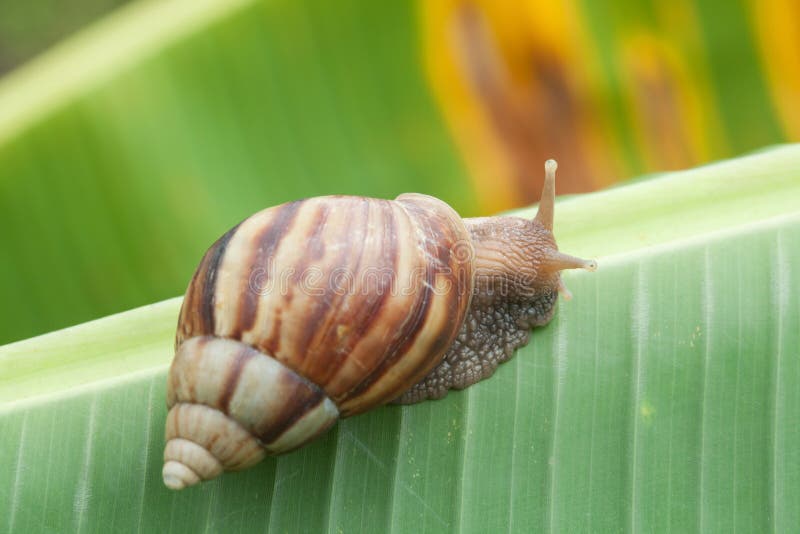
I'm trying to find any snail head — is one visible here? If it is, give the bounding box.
[532,159,597,300]
[465,159,596,308]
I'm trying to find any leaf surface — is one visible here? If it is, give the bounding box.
[2,147,798,533]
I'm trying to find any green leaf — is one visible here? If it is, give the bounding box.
[2,146,799,532]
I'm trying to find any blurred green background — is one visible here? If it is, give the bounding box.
[0,0,129,74]
[0,0,797,344]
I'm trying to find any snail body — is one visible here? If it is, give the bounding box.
[164,160,596,489]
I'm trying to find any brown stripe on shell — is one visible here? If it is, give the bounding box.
[274,200,345,369]
[277,406,338,450]
[339,199,440,405]
[337,195,473,413]
[285,198,369,378]
[232,200,304,338]
[339,231,435,407]
[262,310,283,357]
[297,198,388,384]
[376,214,467,402]
[199,224,241,334]
[396,201,474,390]
[216,346,256,413]
[256,381,326,445]
[167,335,212,408]
[318,200,418,401]
[319,200,398,384]
[292,202,332,272]
[177,222,241,345]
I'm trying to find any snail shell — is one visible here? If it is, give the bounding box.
[163,160,595,489]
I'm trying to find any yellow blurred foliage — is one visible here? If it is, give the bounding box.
[751,0,800,140]
[423,0,728,212]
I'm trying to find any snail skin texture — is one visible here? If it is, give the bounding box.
[163,160,596,490]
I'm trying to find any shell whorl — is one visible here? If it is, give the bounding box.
[166,194,474,488]
[164,337,339,489]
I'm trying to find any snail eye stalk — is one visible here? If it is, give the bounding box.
[534,158,557,231]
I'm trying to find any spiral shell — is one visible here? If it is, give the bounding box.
[164,194,474,489]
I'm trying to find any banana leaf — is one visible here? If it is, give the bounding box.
[2,146,798,532]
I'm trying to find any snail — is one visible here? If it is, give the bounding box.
[163,160,596,490]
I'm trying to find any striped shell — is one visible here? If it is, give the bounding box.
[164,194,474,489]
